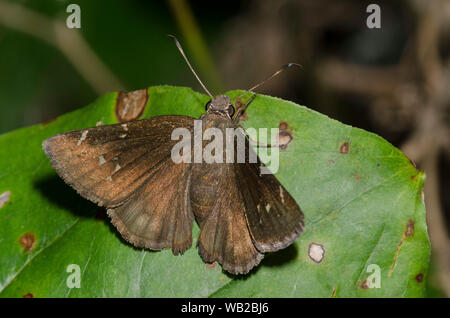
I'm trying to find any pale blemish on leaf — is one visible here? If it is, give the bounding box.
[116,89,148,123]
[0,191,11,209]
[277,121,293,150]
[308,243,325,263]
[278,132,292,150]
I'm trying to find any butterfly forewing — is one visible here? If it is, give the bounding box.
[43,115,197,254]
[43,116,194,208]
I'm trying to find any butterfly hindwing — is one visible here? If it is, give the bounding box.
[107,159,194,254]
[236,143,304,253]
[196,163,264,275]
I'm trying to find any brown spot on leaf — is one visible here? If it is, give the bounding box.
[23,293,34,298]
[353,173,362,181]
[340,142,350,154]
[19,233,36,252]
[360,280,368,289]
[278,131,293,150]
[279,121,289,131]
[0,191,11,209]
[389,219,415,276]
[415,273,423,283]
[405,219,415,237]
[207,262,216,270]
[116,89,148,123]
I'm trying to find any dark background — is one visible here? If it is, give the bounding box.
[0,0,448,297]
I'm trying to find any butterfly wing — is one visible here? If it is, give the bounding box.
[196,163,264,275]
[107,158,194,254]
[195,156,303,274]
[236,145,304,253]
[193,119,303,274]
[43,115,196,254]
[43,116,193,207]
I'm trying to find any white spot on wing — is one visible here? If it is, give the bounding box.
[280,186,285,204]
[121,124,128,131]
[114,163,121,172]
[98,155,106,165]
[308,243,325,263]
[119,134,127,139]
[77,130,88,146]
[105,176,112,182]
[265,203,271,212]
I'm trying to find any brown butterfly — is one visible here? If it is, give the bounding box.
[42,36,304,275]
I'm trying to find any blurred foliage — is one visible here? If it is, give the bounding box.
[0,0,240,133]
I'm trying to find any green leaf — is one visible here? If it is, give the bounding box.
[0,86,430,297]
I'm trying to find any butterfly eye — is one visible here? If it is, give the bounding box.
[227,105,235,117]
[205,101,211,111]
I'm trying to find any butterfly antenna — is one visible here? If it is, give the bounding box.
[232,63,302,102]
[168,35,214,98]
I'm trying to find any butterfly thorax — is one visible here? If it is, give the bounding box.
[190,110,238,224]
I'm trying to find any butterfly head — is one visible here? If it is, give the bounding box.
[205,95,235,119]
